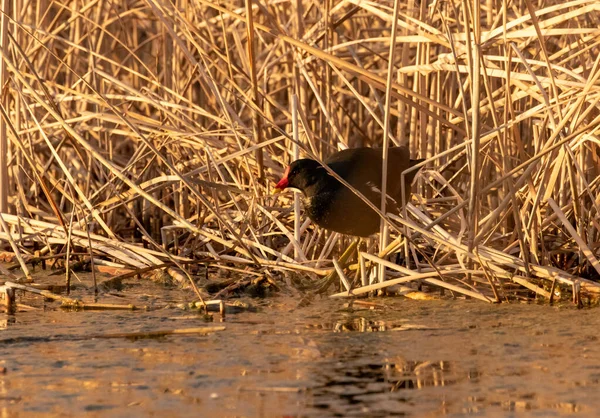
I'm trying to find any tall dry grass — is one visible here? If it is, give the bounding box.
[0,0,599,302]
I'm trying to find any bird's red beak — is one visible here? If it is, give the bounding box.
[275,166,290,190]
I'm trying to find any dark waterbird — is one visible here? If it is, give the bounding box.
[275,147,424,237]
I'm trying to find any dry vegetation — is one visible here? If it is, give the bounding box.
[0,0,600,303]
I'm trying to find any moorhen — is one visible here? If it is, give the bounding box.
[275,147,423,237]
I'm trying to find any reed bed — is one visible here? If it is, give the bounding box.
[0,0,599,303]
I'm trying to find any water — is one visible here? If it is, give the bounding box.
[1,274,599,417]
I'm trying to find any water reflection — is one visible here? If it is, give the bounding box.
[0,316,16,330]
[389,360,471,390]
[320,359,464,392]
[333,317,431,332]
[309,359,469,416]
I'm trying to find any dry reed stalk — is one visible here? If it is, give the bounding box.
[3,281,79,304]
[87,326,226,339]
[291,94,302,260]
[0,0,9,214]
[378,0,402,283]
[0,0,596,303]
[0,214,30,280]
[245,0,264,180]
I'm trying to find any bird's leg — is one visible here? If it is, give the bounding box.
[350,265,361,288]
[390,235,426,291]
[394,251,404,265]
[314,238,359,294]
[350,238,368,288]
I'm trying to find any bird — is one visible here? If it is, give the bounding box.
[275,147,423,237]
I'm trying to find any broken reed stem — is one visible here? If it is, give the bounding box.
[3,281,137,310]
[332,258,351,293]
[61,302,137,310]
[0,214,31,280]
[88,326,226,339]
[3,281,80,304]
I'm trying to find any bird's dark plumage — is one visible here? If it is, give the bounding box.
[275,147,423,237]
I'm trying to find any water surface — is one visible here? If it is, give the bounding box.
[1,276,598,417]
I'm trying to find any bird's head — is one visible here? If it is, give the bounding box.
[275,159,323,194]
